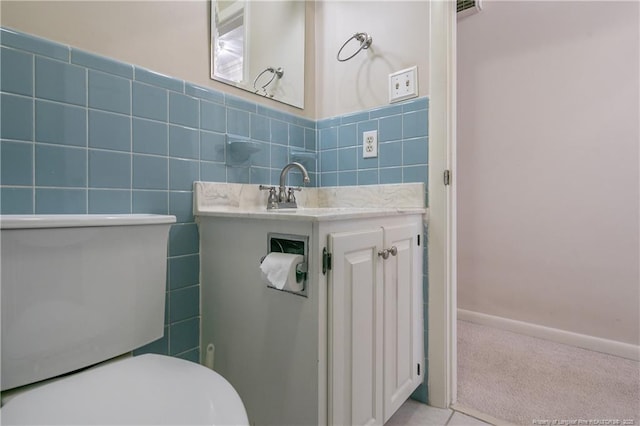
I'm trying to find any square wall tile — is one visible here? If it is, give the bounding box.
[379,115,402,142]
[320,127,337,150]
[270,144,288,170]
[320,150,337,172]
[379,141,402,168]
[169,125,199,160]
[133,82,167,122]
[227,109,250,137]
[403,110,428,138]
[2,94,33,141]
[200,101,226,133]
[169,92,199,128]
[403,137,428,166]
[35,188,86,214]
[251,114,269,142]
[88,110,131,152]
[304,128,317,151]
[89,150,131,188]
[169,158,199,190]
[337,147,357,171]
[88,70,130,114]
[1,187,33,214]
[133,154,168,190]
[338,124,356,148]
[35,56,85,106]
[1,141,33,185]
[289,125,304,148]
[133,118,168,156]
[35,144,86,187]
[200,131,225,162]
[270,119,288,145]
[35,100,85,146]
[1,47,33,96]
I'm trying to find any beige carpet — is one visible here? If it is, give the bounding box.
[457,320,640,425]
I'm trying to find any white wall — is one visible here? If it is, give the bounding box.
[315,1,429,119]
[457,1,639,345]
[0,0,316,117]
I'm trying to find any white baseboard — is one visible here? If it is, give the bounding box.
[457,309,640,361]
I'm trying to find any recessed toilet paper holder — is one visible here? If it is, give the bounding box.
[260,232,309,297]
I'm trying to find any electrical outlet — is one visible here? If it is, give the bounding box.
[362,130,378,158]
[389,65,418,103]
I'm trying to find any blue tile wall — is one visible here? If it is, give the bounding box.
[0,28,429,393]
[317,99,428,191]
[0,27,318,364]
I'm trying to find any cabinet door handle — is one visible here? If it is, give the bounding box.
[378,249,390,260]
[389,246,398,256]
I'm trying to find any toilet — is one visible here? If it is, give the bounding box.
[0,214,248,425]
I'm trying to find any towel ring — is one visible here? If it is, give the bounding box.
[337,32,373,62]
[253,67,284,93]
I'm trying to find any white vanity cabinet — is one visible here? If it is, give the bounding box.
[326,218,423,426]
[197,201,424,426]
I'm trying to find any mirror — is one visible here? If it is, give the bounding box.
[211,0,305,109]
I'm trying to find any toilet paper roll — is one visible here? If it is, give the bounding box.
[260,252,304,292]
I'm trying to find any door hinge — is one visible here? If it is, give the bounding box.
[444,169,451,186]
[322,247,332,275]
[417,234,420,246]
[417,363,421,376]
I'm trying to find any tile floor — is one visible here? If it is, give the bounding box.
[386,399,491,426]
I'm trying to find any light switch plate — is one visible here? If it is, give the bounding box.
[389,66,418,103]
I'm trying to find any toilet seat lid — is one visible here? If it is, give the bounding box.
[1,354,249,425]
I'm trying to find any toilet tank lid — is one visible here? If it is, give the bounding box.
[0,214,176,229]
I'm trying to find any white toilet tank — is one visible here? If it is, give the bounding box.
[0,214,176,391]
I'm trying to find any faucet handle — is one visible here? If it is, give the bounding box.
[259,185,278,209]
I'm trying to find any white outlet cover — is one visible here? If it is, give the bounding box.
[389,65,418,104]
[363,130,378,158]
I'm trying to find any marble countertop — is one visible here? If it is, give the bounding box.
[193,182,428,222]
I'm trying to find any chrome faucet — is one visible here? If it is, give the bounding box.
[279,162,310,202]
[260,162,310,209]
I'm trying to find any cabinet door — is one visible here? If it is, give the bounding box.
[328,228,384,426]
[383,222,423,422]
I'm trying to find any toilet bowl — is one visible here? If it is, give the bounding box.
[1,354,248,425]
[0,214,248,425]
